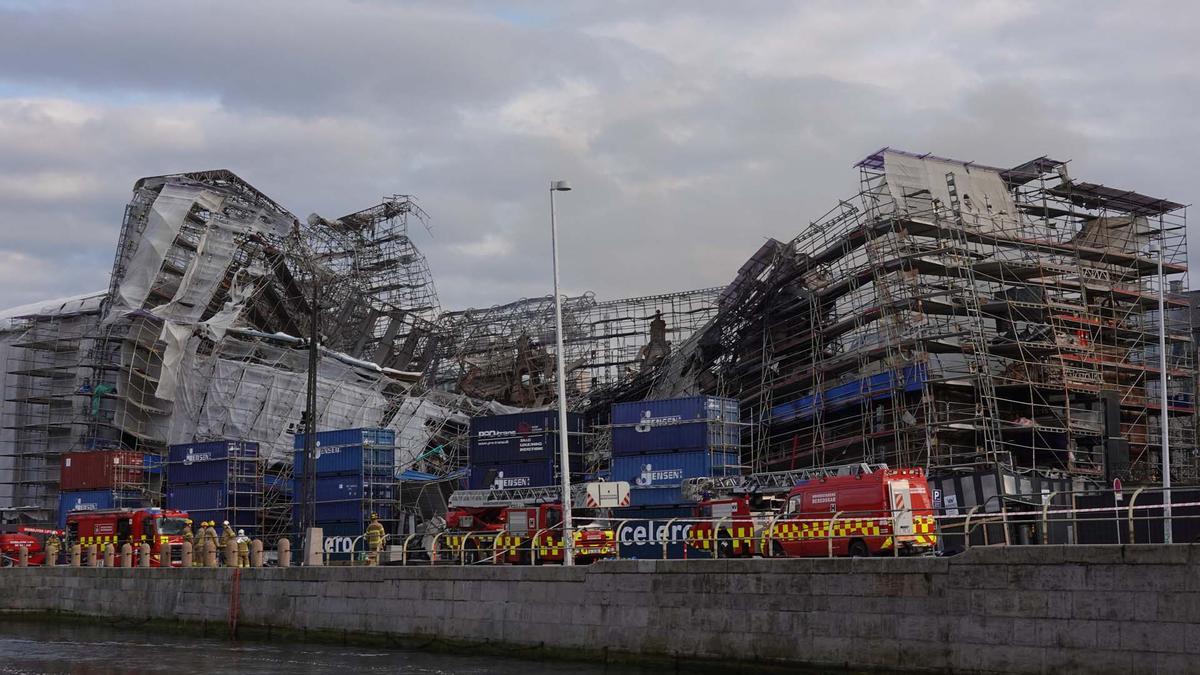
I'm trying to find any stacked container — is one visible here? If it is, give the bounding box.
[291,428,396,556]
[467,412,584,490]
[165,441,261,536]
[57,450,146,528]
[609,396,742,512]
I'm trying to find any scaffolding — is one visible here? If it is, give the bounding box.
[427,287,722,409]
[702,148,1196,484]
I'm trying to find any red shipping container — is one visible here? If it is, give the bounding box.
[60,451,144,490]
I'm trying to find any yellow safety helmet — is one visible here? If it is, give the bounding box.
[370,513,379,520]
[185,519,192,524]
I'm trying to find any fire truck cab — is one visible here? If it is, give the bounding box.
[772,467,937,557]
[66,507,190,567]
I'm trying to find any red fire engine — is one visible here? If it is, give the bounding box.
[66,507,190,567]
[686,464,938,557]
[434,483,626,564]
[0,526,60,566]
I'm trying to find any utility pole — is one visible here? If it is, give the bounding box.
[1154,240,1172,544]
[549,179,574,565]
[302,270,320,555]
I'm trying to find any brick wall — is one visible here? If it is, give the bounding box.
[1,545,1197,673]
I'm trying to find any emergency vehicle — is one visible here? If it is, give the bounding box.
[0,526,60,566]
[430,482,628,564]
[65,507,190,567]
[685,464,938,557]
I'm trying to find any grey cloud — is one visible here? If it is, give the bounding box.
[0,1,1195,311]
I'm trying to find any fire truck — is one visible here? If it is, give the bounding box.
[65,507,191,567]
[0,526,60,566]
[685,464,938,558]
[430,482,628,565]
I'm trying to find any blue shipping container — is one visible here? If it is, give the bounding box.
[293,428,396,450]
[612,515,697,560]
[612,396,740,455]
[611,450,741,489]
[469,412,584,464]
[183,508,258,535]
[57,490,143,529]
[313,520,396,562]
[293,445,395,478]
[166,483,261,512]
[769,363,927,424]
[167,441,259,485]
[467,459,555,490]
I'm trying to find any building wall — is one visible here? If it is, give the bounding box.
[1,545,1197,673]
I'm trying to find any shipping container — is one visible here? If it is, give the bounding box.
[167,441,259,486]
[182,508,258,535]
[293,445,395,478]
[312,520,396,562]
[611,449,740,488]
[467,458,555,490]
[468,411,584,464]
[612,396,741,455]
[56,490,144,529]
[612,514,696,560]
[60,451,145,491]
[165,483,261,512]
[292,427,396,450]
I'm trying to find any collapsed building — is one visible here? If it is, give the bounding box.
[1,149,1196,532]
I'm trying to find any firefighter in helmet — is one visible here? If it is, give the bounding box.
[235,529,250,568]
[365,513,386,566]
[202,521,219,559]
[45,531,62,565]
[181,519,195,549]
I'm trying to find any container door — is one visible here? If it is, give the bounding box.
[889,479,914,536]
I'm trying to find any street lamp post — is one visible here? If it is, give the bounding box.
[1153,241,1172,544]
[549,179,575,565]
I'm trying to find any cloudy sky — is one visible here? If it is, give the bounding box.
[0,0,1195,312]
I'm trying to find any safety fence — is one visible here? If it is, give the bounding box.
[373,488,1200,566]
[5,488,1198,568]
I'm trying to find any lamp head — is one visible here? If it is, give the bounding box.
[551,180,572,192]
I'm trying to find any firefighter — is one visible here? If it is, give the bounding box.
[45,532,62,565]
[202,521,219,559]
[235,529,250,568]
[365,513,385,566]
[220,521,236,548]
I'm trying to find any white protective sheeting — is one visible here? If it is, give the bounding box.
[882,151,1018,234]
[168,334,393,463]
[0,291,105,331]
[112,185,224,315]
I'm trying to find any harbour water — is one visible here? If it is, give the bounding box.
[0,619,649,674]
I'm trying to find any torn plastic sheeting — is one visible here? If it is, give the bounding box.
[111,185,225,316]
[153,321,194,403]
[882,150,1018,233]
[151,215,238,324]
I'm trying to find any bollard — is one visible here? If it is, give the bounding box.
[87,544,99,567]
[120,543,133,568]
[204,541,218,568]
[181,541,193,568]
[139,543,151,568]
[17,546,28,567]
[251,540,264,568]
[70,544,81,567]
[103,544,115,568]
[278,538,291,567]
[46,542,59,567]
[224,540,237,567]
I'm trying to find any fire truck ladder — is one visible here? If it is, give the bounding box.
[681,462,889,501]
[448,484,591,509]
